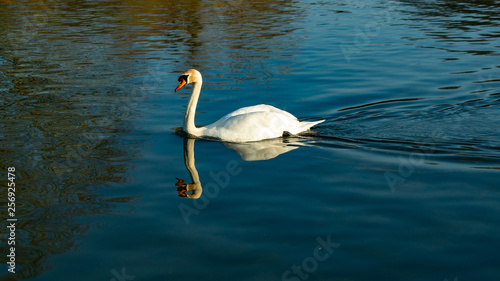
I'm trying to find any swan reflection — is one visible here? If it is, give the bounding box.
[221,138,299,161]
[176,138,203,199]
[175,137,303,198]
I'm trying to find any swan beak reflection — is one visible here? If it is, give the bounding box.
[175,178,188,197]
[174,138,203,199]
[174,176,201,199]
[175,79,187,92]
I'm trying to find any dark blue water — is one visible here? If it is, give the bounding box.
[1,0,499,280]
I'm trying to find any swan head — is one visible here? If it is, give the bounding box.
[175,177,202,199]
[175,69,202,92]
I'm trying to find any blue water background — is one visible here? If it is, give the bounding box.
[0,0,499,280]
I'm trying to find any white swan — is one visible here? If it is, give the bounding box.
[175,69,324,142]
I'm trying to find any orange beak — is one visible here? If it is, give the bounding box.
[175,79,187,92]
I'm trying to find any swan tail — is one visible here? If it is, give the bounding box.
[291,119,325,134]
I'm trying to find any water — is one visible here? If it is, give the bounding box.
[1,0,499,280]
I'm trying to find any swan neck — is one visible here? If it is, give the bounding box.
[184,138,200,184]
[183,138,202,199]
[184,81,203,136]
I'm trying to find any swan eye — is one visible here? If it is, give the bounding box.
[178,75,189,83]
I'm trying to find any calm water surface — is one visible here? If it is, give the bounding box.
[1,0,500,280]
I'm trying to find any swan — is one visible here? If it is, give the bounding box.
[175,69,324,142]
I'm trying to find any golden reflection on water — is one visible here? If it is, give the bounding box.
[0,0,300,279]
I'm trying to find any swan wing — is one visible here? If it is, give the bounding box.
[216,104,297,123]
[203,109,323,142]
